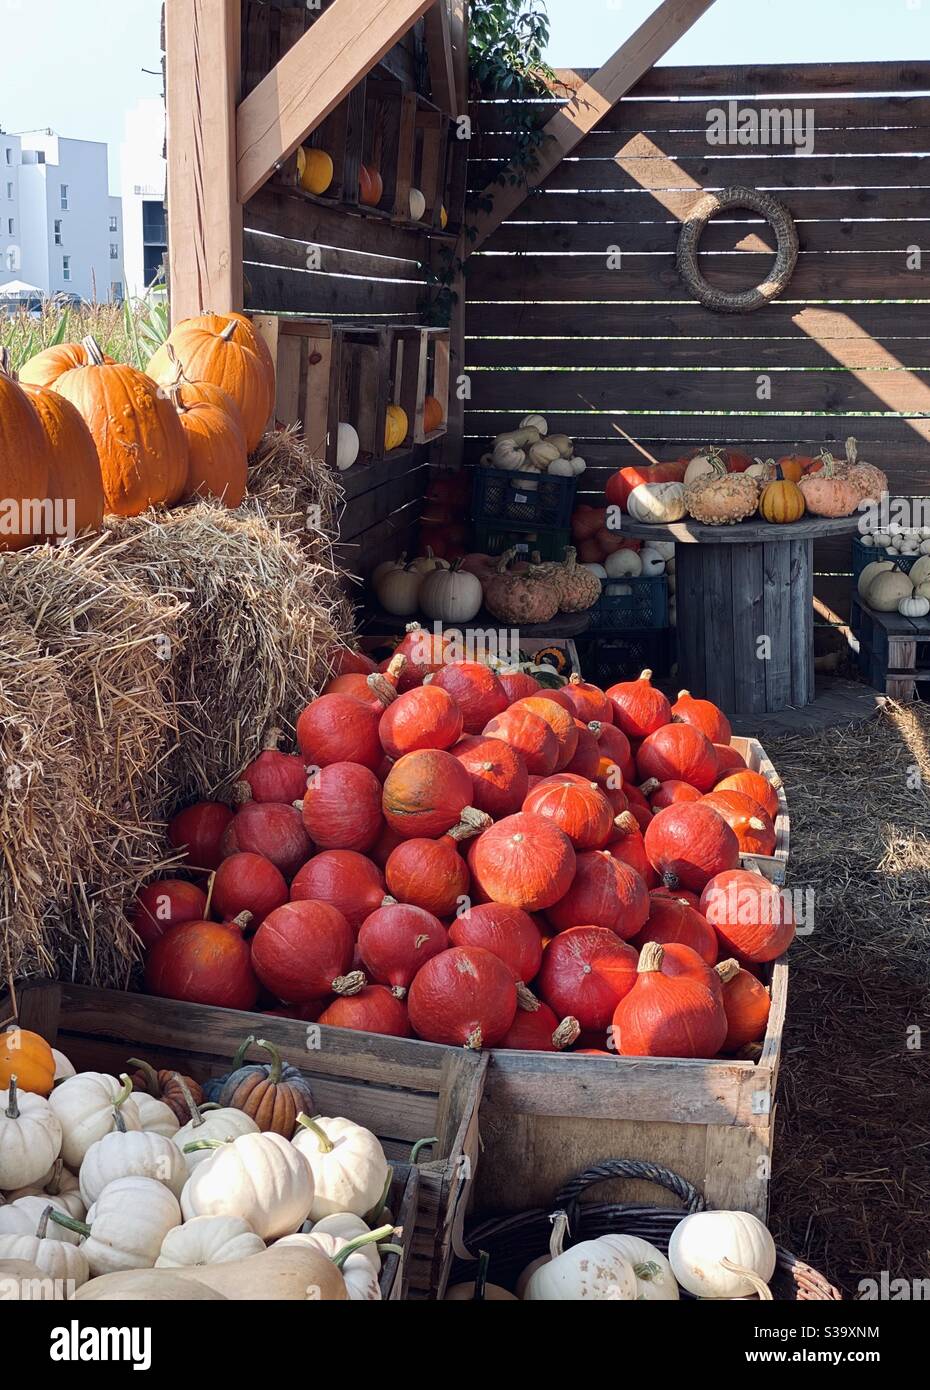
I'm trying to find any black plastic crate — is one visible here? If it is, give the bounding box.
[576,630,675,687]
[852,534,920,583]
[589,575,668,631]
[472,466,576,529]
[473,523,570,563]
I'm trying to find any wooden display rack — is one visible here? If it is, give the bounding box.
[251,315,338,461]
[393,326,451,443]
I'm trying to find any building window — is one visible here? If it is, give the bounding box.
[53,219,62,245]
[111,281,123,300]
[60,184,69,210]
[5,183,12,200]
[6,219,12,236]
[109,215,118,232]
[62,255,71,282]
[4,149,11,165]
[109,242,119,259]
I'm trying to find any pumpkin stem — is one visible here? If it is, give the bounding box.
[4,1074,19,1119]
[127,1058,160,1097]
[637,940,664,974]
[464,1025,483,1050]
[230,1034,257,1072]
[639,669,653,681]
[231,911,254,934]
[45,1157,65,1196]
[472,1249,491,1300]
[253,1038,283,1084]
[548,1210,569,1259]
[232,780,253,806]
[294,1112,334,1152]
[613,811,639,837]
[172,1072,205,1127]
[720,1257,774,1301]
[587,720,601,737]
[203,869,216,920]
[716,958,741,984]
[409,1136,438,1164]
[639,778,661,797]
[552,1017,581,1050]
[220,321,238,342]
[114,1074,134,1114]
[330,1224,396,1269]
[182,1138,231,1152]
[516,982,540,1012]
[362,1167,394,1227]
[36,1204,54,1241]
[448,807,492,842]
[49,1209,91,1238]
[80,335,107,367]
[261,726,284,752]
[331,972,366,997]
[366,670,400,707]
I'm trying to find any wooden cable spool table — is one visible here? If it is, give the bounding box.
[621,514,862,717]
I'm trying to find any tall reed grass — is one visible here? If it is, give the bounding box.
[0,292,169,371]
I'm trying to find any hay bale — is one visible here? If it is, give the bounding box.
[0,541,184,990]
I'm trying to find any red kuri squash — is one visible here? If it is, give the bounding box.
[641,778,702,812]
[482,705,559,776]
[636,723,718,792]
[357,899,449,997]
[407,946,517,1048]
[451,735,528,818]
[499,1002,580,1052]
[546,848,649,939]
[168,801,234,871]
[467,812,576,911]
[606,669,671,739]
[145,915,258,1011]
[700,869,795,963]
[560,674,612,726]
[385,811,490,917]
[379,684,463,759]
[671,690,732,745]
[300,762,383,853]
[296,692,384,771]
[644,802,740,892]
[430,662,508,733]
[701,790,776,857]
[611,941,727,1059]
[713,743,746,778]
[382,749,475,839]
[522,776,616,851]
[236,728,308,805]
[565,720,603,779]
[132,879,208,950]
[515,696,579,770]
[537,927,638,1034]
[713,769,780,820]
[633,892,718,966]
[318,986,411,1038]
[290,850,385,931]
[607,811,659,888]
[212,852,288,925]
[251,900,357,1003]
[448,903,543,991]
[221,801,312,880]
[498,671,540,703]
[716,958,771,1049]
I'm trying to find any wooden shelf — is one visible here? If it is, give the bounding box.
[619,515,864,545]
[360,605,594,639]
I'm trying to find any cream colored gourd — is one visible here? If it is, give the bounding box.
[515,1210,568,1297]
[599,1233,679,1300]
[371,554,406,587]
[867,570,913,612]
[0,1080,63,1189]
[172,1103,259,1172]
[128,1243,348,1301]
[51,1176,182,1276]
[650,540,676,560]
[684,448,727,486]
[569,456,586,475]
[180,1131,314,1240]
[79,1128,187,1204]
[520,414,548,435]
[51,1049,76,1084]
[374,564,422,617]
[638,545,667,577]
[335,422,360,471]
[492,441,526,470]
[916,581,930,602]
[627,482,686,524]
[668,1209,776,1299]
[291,1114,389,1221]
[857,559,894,600]
[745,457,774,482]
[307,1211,380,1270]
[0,1193,82,1244]
[6,1157,85,1219]
[582,562,607,578]
[408,547,449,575]
[494,426,540,450]
[278,1227,388,1301]
[75,1270,229,1301]
[604,548,643,578]
[418,563,483,623]
[907,554,930,588]
[133,1093,180,1138]
[528,440,561,469]
[0,1205,90,1286]
[898,594,930,617]
[408,187,426,221]
[155,1214,265,1268]
[524,1234,637,1301]
[546,456,574,477]
[48,1072,141,1170]
[547,434,573,458]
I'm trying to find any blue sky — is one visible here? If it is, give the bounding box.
[0,0,924,193]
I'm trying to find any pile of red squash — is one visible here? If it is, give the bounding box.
[140,648,793,1061]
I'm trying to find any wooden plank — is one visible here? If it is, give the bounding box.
[424,0,456,115]
[465,368,930,415]
[702,544,736,714]
[449,0,468,117]
[672,545,703,712]
[763,541,793,710]
[340,497,424,577]
[340,448,419,501]
[243,227,426,280]
[340,462,429,539]
[521,153,930,194]
[236,0,435,203]
[467,0,719,252]
[244,262,425,315]
[792,539,816,704]
[477,125,930,160]
[246,186,432,262]
[166,0,243,322]
[463,411,930,447]
[729,544,764,716]
[552,61,930,97]
[704,1124,771,1218]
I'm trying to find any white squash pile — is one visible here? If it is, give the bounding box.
[582,541,677,628]
[858,554,930,618]
[447,1207,778,1302]
[0,1046,401,1302]
[480,416,586,479]
[373,548,484,623]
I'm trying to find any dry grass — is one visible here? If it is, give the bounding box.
[767,701,930,1296]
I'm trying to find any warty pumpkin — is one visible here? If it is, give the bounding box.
[798,455,859,518]
[147,314,274,452]
[0,348,52,550]
[685,470,759,526]
[53,337,188,515]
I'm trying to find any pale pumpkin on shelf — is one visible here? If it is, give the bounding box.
[866,569,914,612]
[419,561,483,622]
[374,562,423,616]
[627,481,687,524]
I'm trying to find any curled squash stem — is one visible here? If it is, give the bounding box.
[294,1113,333,1152]
[409,1137,438,1165]
[251,1037,282,1084]
[113,1074,134,1118]
[230,1033,257,1072]
[173,1072,205,1127]
[49,1209,91,1239]
[5,1074,20,1119]
[182,1138,232,1153]
[362,1168,394,1226]
[127,1058,159,1096]
[720,1257,773,1301]
[330,1225,396,1269]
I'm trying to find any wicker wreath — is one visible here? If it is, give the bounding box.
[677,186,799,313]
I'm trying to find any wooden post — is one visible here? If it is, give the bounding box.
[165,0,243,324]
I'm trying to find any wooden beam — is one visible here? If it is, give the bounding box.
[425,1,457,115]
[449,0,469,116]
[236,0,435,203]
[466,0,718,253]
[166,0,243,323]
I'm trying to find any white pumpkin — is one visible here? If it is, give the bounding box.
[418,564,483,623]
[0,1205,90,1286]
[408,186,426,221]
[155,1214,265,1268]
[524,1236,637,1301]
[528,440,561,469]
[48,1073,141,1171]
[336,422,360,471]
[867,569,913,612]
[172,1106,259,1173]
[921,540,930,556]
[627,482,686,525]
[0,1193,82,1244]
[582,562,607,579]
[668,1209,776,1300]
[408,547,449,575]
[492,441,526,471]
[6,1158,85,1219]
[371,553,406,587]
[546,434,573,458]
[898,594,930,618]
[51,1049,76,1084]
[133,1093,179,1138]
[569,456,586,476]
[873,532,892,548]
[638,545,666,577]
[180,1131,314,1240]
[684,449,726,486]
[599,1233,679,1300]
[291,1115,389,1221]
[546,456,575,477]
[857,558,894,599]
[0,1080,63,1189]
[650,540,676,560]
[374,564,422,617]
[907,554,930,588]
[51,1176,182,1276]
[520,414,548,436]
[604,549,643,578]
[277,1225,392,1302]
[306,1212,380,1271]
[916,580,930,602]
[859,534,875,548]
[79,1129,187,1204]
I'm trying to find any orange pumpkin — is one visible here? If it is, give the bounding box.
[0,1026,56,1096]
[423,395,445,434]
[53,337,189,516]
[774,455,811,483]
[168,375,248,507]
[359,164,384,206]
[20,381,105,537]
[17,341,115,389]
[148,314,274,452]
[0,348,52,549]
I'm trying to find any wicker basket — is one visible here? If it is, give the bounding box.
[455,1160,841,1301]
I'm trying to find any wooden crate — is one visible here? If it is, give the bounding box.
[730,736,790,885]
[380,1162,419,1300]
[335,325,396,464]
[474,956,789,1223]
[4,982,488,1300]
[251,315,338,461]
[393,326,451,444]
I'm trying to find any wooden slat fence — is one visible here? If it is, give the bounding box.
[466,61,930,626]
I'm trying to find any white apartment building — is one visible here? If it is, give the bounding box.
[0,130,123,302]
[120,99,167,298]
